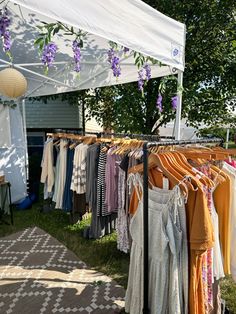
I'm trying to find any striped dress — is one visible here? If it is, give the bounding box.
[71,143,88,194]
[97,147,109,216]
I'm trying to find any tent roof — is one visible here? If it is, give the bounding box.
[0,0,186,97]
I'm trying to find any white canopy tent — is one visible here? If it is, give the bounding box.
[0,0,185,137]
[1,0,186,92]
[0,0,186,201]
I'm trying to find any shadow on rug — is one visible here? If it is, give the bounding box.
[0,227,125,313]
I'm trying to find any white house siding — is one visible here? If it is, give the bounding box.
[25,99,81,129]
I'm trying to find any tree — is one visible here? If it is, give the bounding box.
[143,0,236,127]
[90,0,236,132]
[34,0,236,133]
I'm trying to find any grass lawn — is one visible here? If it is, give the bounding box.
[1,201,236,313]
[226,142,236,149]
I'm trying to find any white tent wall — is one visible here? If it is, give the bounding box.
[0,104,27,203]
[0,105,11,147]
[159,119,199,140]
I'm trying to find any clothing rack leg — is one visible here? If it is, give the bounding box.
[143,142,149,314]
[8,182,13,225]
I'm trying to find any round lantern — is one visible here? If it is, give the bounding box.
[0,68,27,98]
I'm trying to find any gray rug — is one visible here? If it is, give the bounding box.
[0,227,125,313]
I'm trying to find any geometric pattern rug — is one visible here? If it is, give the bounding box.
[0,227,125,313]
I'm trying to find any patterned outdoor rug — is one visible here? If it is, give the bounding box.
[0,227,125,313]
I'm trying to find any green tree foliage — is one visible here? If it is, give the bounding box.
[34,0,236,133]
[84,0,236,132]
[143,0,236,127]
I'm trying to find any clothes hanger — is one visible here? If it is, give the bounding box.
[180,146,227,186]
[210,165,227,182]
[53,139,60,146]
[157,152,197,191]
[170,151,214,188]
[129,152,189,196]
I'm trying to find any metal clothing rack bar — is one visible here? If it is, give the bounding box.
[142,137,223,314]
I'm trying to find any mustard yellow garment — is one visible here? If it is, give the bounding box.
[213,169,231,274]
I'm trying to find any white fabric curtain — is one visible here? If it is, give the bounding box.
[0,105,27,203]
[0,105,11,148]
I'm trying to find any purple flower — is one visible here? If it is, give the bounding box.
[72,40,81,73]
[0,9,12,52]
[111,55,121,77]
[123,47,129,54]
[74,62,81,73]
[144,64,151,81]
[3,30,11,51]
[107,48,115,63]
[138,68,145,92]
[41,42,58,68]
[171,95,178,110]
[107,48,121,78]
[156,94,163,112]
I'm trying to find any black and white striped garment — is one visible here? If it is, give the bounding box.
[71,143,88,194]
[96,147,109,216]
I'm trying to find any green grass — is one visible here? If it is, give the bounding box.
[1,202,236,312]
[220,276,236,313]
[226,141,236,149]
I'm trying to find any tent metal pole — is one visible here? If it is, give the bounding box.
[11,61,69,67]
[21,98,29,181]
[82,98,86,136]
[175,70,183,140]
[25,63,71,98]
[226,128,230,149]
[142,142,149,314]
[0,58,73,89]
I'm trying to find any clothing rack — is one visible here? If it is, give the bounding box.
[49,129,174,141]
[142,137,223,314]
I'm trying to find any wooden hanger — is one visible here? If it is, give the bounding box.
[129,152,189,196]
[170,151,215,188]
[157,152,197,191]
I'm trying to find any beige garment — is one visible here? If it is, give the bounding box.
[125,185,184,314]
[55,140,67,209]
[222,162,236,282]
[40,140,54,194]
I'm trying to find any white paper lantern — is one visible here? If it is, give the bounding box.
[0,68,27,98]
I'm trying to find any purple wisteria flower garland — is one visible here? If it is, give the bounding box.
[156,94,163,112]
[137,63,151,96]
[107,42,124,79]
[171,95,178,110]
[41,42,58,73]
[34,20,183,112]
[157,75,180,113]
[72,39,81,74]
[0,7,12,59]
[107,43,132,80]
[35,21,87,74]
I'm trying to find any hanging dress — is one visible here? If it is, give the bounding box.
[125,174,185,314]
